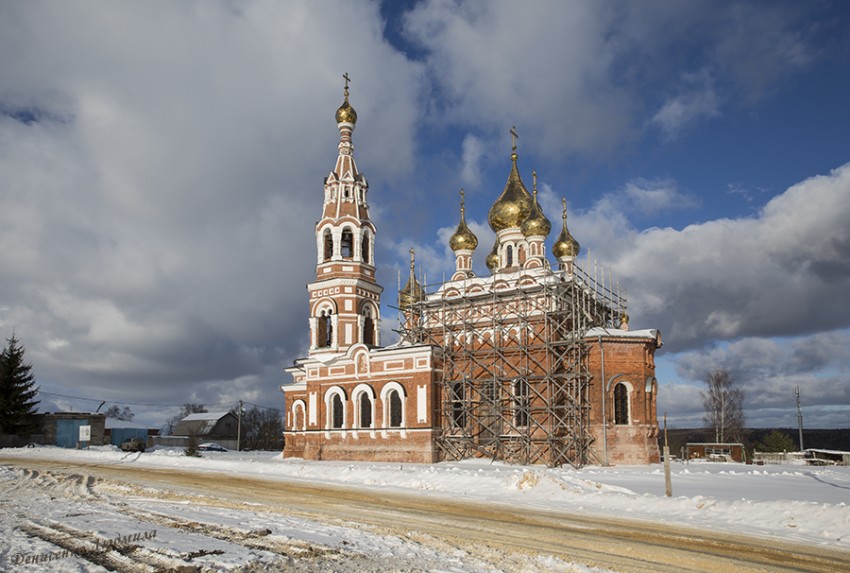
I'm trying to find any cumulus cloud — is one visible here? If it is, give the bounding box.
[599,163,850,350]
[0,1,420,424]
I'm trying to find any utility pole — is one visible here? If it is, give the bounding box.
[237,400,243,452]
[663,412,672,497]
[796,386,804,451]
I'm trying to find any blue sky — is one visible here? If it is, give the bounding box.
[1,0,848,431]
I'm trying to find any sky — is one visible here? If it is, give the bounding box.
[1,0,849,431]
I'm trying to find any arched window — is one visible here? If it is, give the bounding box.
[361,234,370,264]
[323,229,333,261]
[513,379,529,428]
[614,383,629,425]
[331,393,344,429]
[292,401,306,431]
[388,390,402,427]
[341,229,353,258]
[450,382,465,429]
[518,245,527,265]
[506,245,513,267]
[317,310,333,348]
[325,310,333,346]
[362,307,375,346]
[359,393,372,429]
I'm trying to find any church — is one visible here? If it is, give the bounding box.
[281,81,661,467]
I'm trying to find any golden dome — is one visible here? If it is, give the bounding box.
[521,171,551,238]
[488,152,532,232]
[398,248,424,309]
[335,83,357,125]
[449,189,479,252]
[552,197,580,259]
[485,240,499,273]
[398,276,423,309]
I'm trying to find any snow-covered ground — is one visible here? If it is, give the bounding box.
[1,445,848,572]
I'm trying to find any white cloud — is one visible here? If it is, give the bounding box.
[650,69,720,139]
[460,133,485,187]
[598,162,850,349]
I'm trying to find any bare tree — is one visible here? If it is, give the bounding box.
[104,405,135,421]
[234,406,283,451]
[702,369,745,443]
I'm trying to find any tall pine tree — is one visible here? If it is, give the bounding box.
[0,333,40,434]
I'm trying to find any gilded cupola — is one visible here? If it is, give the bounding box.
[521,171,551,238]
[488,128,533,232]
[398,248,424,309]
[449,189,479,252]
[485,240,499,273]
[335,75,358,125]
[552,197,580,259]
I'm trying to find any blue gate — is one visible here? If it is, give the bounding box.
[110,428,148,446]
[55,419,88,448]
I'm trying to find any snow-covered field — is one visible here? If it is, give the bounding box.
[1,445,848,572]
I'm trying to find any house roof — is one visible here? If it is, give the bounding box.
[181,411,231,422]
[173,411,236,437]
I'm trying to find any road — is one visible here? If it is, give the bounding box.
[2,456,849,573]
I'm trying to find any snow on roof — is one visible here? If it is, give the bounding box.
[585,327,660,341]
[181,411,231,422]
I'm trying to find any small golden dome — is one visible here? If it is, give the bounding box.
[488,151,532,232]
[335,82,357,125]
[449,189,479,252]
[552,197,580,259]
[398,276,423,309]
[521,172,551,238]
[485,241,499,273]
[398,248,424,309]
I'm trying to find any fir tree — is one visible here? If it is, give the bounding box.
[0,333,40,434]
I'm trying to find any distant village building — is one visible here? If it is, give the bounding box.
[281,81,662,467]
[686,442,746,463]
[171,411,238,450]
[42,412,106,448]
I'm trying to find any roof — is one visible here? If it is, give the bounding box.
[173,411,237,438]
[181,411,231,422]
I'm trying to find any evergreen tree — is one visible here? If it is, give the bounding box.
[756,430,796,453]
[0,333,40,434]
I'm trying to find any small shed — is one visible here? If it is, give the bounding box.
[42,413,106,448]
[173,411,238,443]
[686,442,745,463]
[805,449,850,466]
[105,418,153,447]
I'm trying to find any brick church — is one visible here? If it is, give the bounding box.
[281,81,662,467]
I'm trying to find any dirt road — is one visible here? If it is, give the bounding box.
[3,457,849,572]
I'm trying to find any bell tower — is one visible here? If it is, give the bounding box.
[307,75,382,354]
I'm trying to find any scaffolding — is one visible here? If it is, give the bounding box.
[398,264,625,468]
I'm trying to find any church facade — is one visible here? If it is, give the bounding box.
[281,83,661,467]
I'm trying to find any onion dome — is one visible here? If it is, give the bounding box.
[485,240,499,273]
[449,189,479,252]
[335,78,357,125]
[521,171,551,238]
[398,248,424,309]
[488,131,533,232]
[552,197,580,259]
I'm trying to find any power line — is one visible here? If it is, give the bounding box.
[39,390,282,414]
